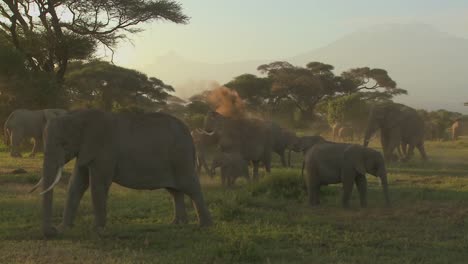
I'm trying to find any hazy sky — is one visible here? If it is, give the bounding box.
[112,0,468,67]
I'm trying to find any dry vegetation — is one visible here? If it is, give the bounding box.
[1,139,468,263]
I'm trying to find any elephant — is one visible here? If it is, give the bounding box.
[199,111,272,181]
[31,109,212,238]
[191,129,218,177]
[270,124,298,167]
[4,109,67,157]
[338,126,354,142]
[303,142,390,208]
[451,121,460,140]
[363,103,427,162]
[451,119,468,140]
[211,151,249,187]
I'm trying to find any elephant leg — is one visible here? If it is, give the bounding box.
[228,175,234,187]
[252,161,259,182]
[305,161,320,206]
[89,166,112,233]
[264,158,271,175]
[185,184,212,227]
[355,174,367,208]
[10,132,22,157]
[221,170,227,186]
[341,172,355,209]
[196,155,202,174]
[60,165,90,231]
[279,150,287,167]
[416,143,428,161]
[403,145,415,161]
[167,188,188,224]
[200,156,210,176]
[385,136,400,162]
[29,137,41,157]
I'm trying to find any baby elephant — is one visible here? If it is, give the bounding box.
[211,152,250,187]
[303,142,390,208]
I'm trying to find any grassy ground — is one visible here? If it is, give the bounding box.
[1,139,468,263]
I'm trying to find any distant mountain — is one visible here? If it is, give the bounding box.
[145,24,468,113]
[145,52,264,99]
[288,23,468,113]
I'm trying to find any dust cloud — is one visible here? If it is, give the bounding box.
[207,85,246,119]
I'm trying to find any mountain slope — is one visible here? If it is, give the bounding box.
[289,24,468,112]
[145,24,468,113]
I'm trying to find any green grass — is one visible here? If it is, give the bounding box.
[1,140,468,263]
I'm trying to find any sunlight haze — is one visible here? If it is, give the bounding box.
[111,0,468,112]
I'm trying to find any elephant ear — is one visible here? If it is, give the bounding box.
[345,145,367,175]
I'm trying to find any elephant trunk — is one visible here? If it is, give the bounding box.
[363,123,378,147]
[41,134,65,237]
[378,166,391,207]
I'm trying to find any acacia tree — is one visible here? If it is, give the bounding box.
[340,67,407,100]
[257,61,342,120]
[0,0,188,83]
[224,74,271,111]
[65,61,174,111]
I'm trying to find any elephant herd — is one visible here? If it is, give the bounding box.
[1,102,430,237]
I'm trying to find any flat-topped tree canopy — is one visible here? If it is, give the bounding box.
[0,0,189,82]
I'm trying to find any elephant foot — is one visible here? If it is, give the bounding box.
[171,217,188,225]
[198,217,213,227]
[43,226,59,238]
[93,226,107,237]
[56,222,72,234]
[308,201,320,207]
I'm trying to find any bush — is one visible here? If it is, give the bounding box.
[249,171,307,201]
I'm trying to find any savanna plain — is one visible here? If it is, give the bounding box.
[1,139,468,264]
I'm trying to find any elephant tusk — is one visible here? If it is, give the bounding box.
[28,178,43,193]
[40,167,63,195]
[196,128,215,136]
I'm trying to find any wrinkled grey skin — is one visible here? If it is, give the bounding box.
[191,129,218,177]
[364,103,427,162]
[4,109,67,157]
[36,109,212,238]
[303,143,390,208]
[270,123,298,167]
[338,126,354,142]
[211,151,249,187]
[201,111,272,181]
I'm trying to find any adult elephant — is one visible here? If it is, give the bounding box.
[451,118,468,140]
[191,129,218,177]
[270,124,298,167]
[4,109,67,157]
[363,103,427,161]
[31,110,212,238]
[303,142,390,208]
[199,111,272,181]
